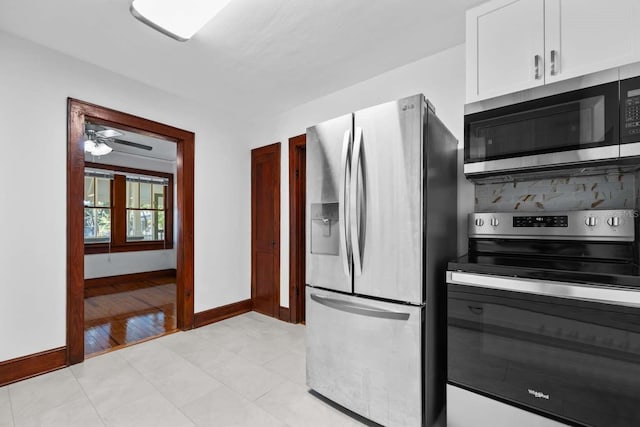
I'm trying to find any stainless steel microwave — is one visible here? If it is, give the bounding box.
[464,67,640,178]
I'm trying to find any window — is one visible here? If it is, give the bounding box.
[84,173,112,243]
[84,162,173,254]
[126,177,167,242]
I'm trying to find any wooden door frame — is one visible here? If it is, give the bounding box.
[250,143,281,318]
[67,98,195,365]
[288,134,306,323]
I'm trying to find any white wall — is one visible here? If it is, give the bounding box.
[0,29,474,361]
[251,44,474,308]
[0,31,253,361]
[83,152,177,279]
[85,251,177,279]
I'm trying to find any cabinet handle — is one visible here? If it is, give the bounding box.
[534,55,541,79]
[550,50,559,76]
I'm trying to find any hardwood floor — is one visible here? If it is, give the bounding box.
[84,274,177,357]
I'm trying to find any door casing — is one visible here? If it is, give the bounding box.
[288,134,306,323]
[67,98,195,365]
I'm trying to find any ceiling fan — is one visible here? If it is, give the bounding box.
[84,123,153,155]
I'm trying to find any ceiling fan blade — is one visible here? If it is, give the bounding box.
[110,138,153,151]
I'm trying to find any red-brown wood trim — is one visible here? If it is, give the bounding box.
[0,347,66,387]
[278,306,291,322]
[84,269,177,289]
[67,98,195,366]
[84,241,174,255]
[288,134,306,323]
[251,143,281,319]
[112,174,127,246]
[68,101,86,365]
[176,122,195,331]
[193,300,253,328]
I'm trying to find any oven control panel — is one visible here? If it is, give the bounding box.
[621,76,640,142]
[469,209,635,241]
[513,215,568,228]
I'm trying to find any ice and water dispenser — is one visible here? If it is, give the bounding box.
[310,202,339,255]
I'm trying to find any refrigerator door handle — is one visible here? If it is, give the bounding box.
[339,129,352,277]
[350,126,365,276]
[310,293,410,320]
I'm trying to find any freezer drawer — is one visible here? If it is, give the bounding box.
[306,288,424,427]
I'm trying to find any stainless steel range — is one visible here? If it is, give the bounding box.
[447,209,640,427]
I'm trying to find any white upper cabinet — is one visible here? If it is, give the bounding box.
[467,0,544,103]
[545,0,640,84]
[466,0,640,103]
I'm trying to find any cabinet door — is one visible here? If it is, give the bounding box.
[466,0,544,103]
[545,0,640,84]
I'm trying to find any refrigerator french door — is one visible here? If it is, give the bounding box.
[305,94,458,427]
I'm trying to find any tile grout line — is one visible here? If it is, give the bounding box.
[70,365,109,427]
[123,341,218,426]
[6,370,92,424]
[74,350,177,425]
[182,320,295,406]
[7,387,16,427]
[195,326,296,427]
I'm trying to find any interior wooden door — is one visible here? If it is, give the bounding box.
[251,143,281,318]
[289,134,306,323]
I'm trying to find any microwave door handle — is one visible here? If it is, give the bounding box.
[350,126,364,276]
[339,129,352,278]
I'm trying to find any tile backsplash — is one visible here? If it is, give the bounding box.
[475,173,636,212]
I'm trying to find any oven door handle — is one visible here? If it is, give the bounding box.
[447,271,640,309]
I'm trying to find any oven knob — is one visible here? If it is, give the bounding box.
[607,216,621,227]
[475,218,484,227]
[585,217,597,227]
[490,217,499,227]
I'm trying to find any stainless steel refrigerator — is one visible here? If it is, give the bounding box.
[305,94,457,427]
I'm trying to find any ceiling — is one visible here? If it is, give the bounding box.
[0,0,486,116]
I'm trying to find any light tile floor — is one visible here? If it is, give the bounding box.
[0,312,374,427]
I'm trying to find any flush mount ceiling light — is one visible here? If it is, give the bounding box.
[130,0,233,42]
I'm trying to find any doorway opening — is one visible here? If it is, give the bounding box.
[67,99,194,364]
[82,124,178,356]
[288,134,306,324]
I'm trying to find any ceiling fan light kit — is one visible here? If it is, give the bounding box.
[84,129,113,156]
[88,141,113,156]
[130,0,233,42]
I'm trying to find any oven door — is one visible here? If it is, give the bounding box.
[464,80,619,176]
[447,271,640,427]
